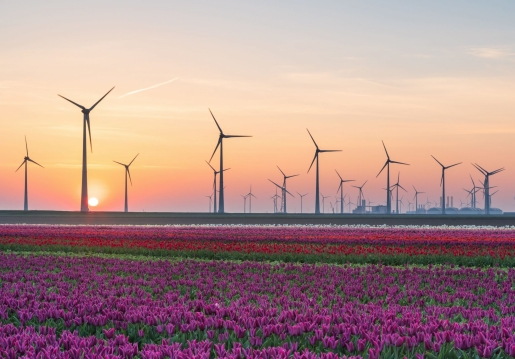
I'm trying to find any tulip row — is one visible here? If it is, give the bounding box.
[1,253,515,358]
[1,224,515,266]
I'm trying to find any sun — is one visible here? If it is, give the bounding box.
[88,197,99,207]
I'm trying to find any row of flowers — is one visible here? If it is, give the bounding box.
[2,224,515,246]
[1,225,515,266]
[1,253,515,358]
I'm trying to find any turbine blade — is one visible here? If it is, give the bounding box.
[445,162,462,169]
[376,161,388,178]
[89,86,115,111]
[58,94,85,109]
[491,168,505,175]
[224,135,252,138]
[25,136,28,157]
[390,160,409,166]
[337,182,342,193]
[209,138,222,163]
[277,166,286,177]
[208,108,224,134]
[399,184,407,192]
[113,160,126,166]
[15,160,26,172]
[319,149,342,153]
[286,174,299,178]
[27,158,44,168]
[127,168,133,186]
[382,140,390,160]
[222,168,231,172]
[268,179,283,189]
[362,180,368,187]
[86,117,92,152]
[473,163,488,176]
[431,155,444,168]
[335,169,343,181]
[307,153,317,173]
[205,160,216,172]
[306,129,319,149]
[128,153,139,166]
[251,193,257,199]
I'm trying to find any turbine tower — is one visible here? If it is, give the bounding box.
[277,166,298,213]
[376,141,409,214]
[307,129,341,214]
[297,192,308,213]
[320,193,330,214]
[244,186,257,213]
[390,173,407,215]
[351,181,367,214]
[412,186,425,213]
[431,156,461,215]
[335,170,354,215]
[269,179,294,212]
[113,153,139,213]
[206,161,230,213]
[472,163,504,215]
[58,87,115,212]
[208,109,251,213]
[15,136,44,211]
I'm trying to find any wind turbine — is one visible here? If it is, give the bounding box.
[334,197,340,213]
[376,141,409,214]
[431,156,461,215]
[351,181,367,214]
[244,186,257,213]
[412,186,425,214]
[205,161,230,214]
[335,170,354,215]
[113,153,139,213]
[472,164,504,215]
[58,86,115,212]
[206,194,213,212]
[399,196,405,214]
[15,136,44,211]
[490,190,499,208]
[277,166,299,213]
[390,173,407,215]
[463,188,474,207]
[269,179,294,212]
[320,193,330,214]
[241,194,248,213]
[307,129,341,214]
[208,109,252,213]
[296,192,308,213]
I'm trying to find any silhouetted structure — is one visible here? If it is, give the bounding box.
[277,166,298,213]
[307,129,341,214]
[268,179,294,213]
[376,141,409,214]
[206,161,230,214]
[15,137,44,211]
[431,156,461,215]
[208,109,251,213]
[58,87,115,212]
[297,192,308,213]
[472,163,504,215]
[335,170,354,215]
[113,153,139,212]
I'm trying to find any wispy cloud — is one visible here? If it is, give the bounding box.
[468,47,511,59]
[118,78,178,99]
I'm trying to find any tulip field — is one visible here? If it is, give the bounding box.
[1,224,515,266]
[1,225,515,358]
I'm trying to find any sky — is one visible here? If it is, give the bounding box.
[1,1,515,213]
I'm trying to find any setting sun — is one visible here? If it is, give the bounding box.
[88,198,99,207]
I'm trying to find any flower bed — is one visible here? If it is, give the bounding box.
[1,225,515,266]
[1,253,515,358]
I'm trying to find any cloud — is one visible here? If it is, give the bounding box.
[118,78,178,99]
[468,47,511,59]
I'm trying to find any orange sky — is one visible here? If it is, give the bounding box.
[1,1,515,213]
